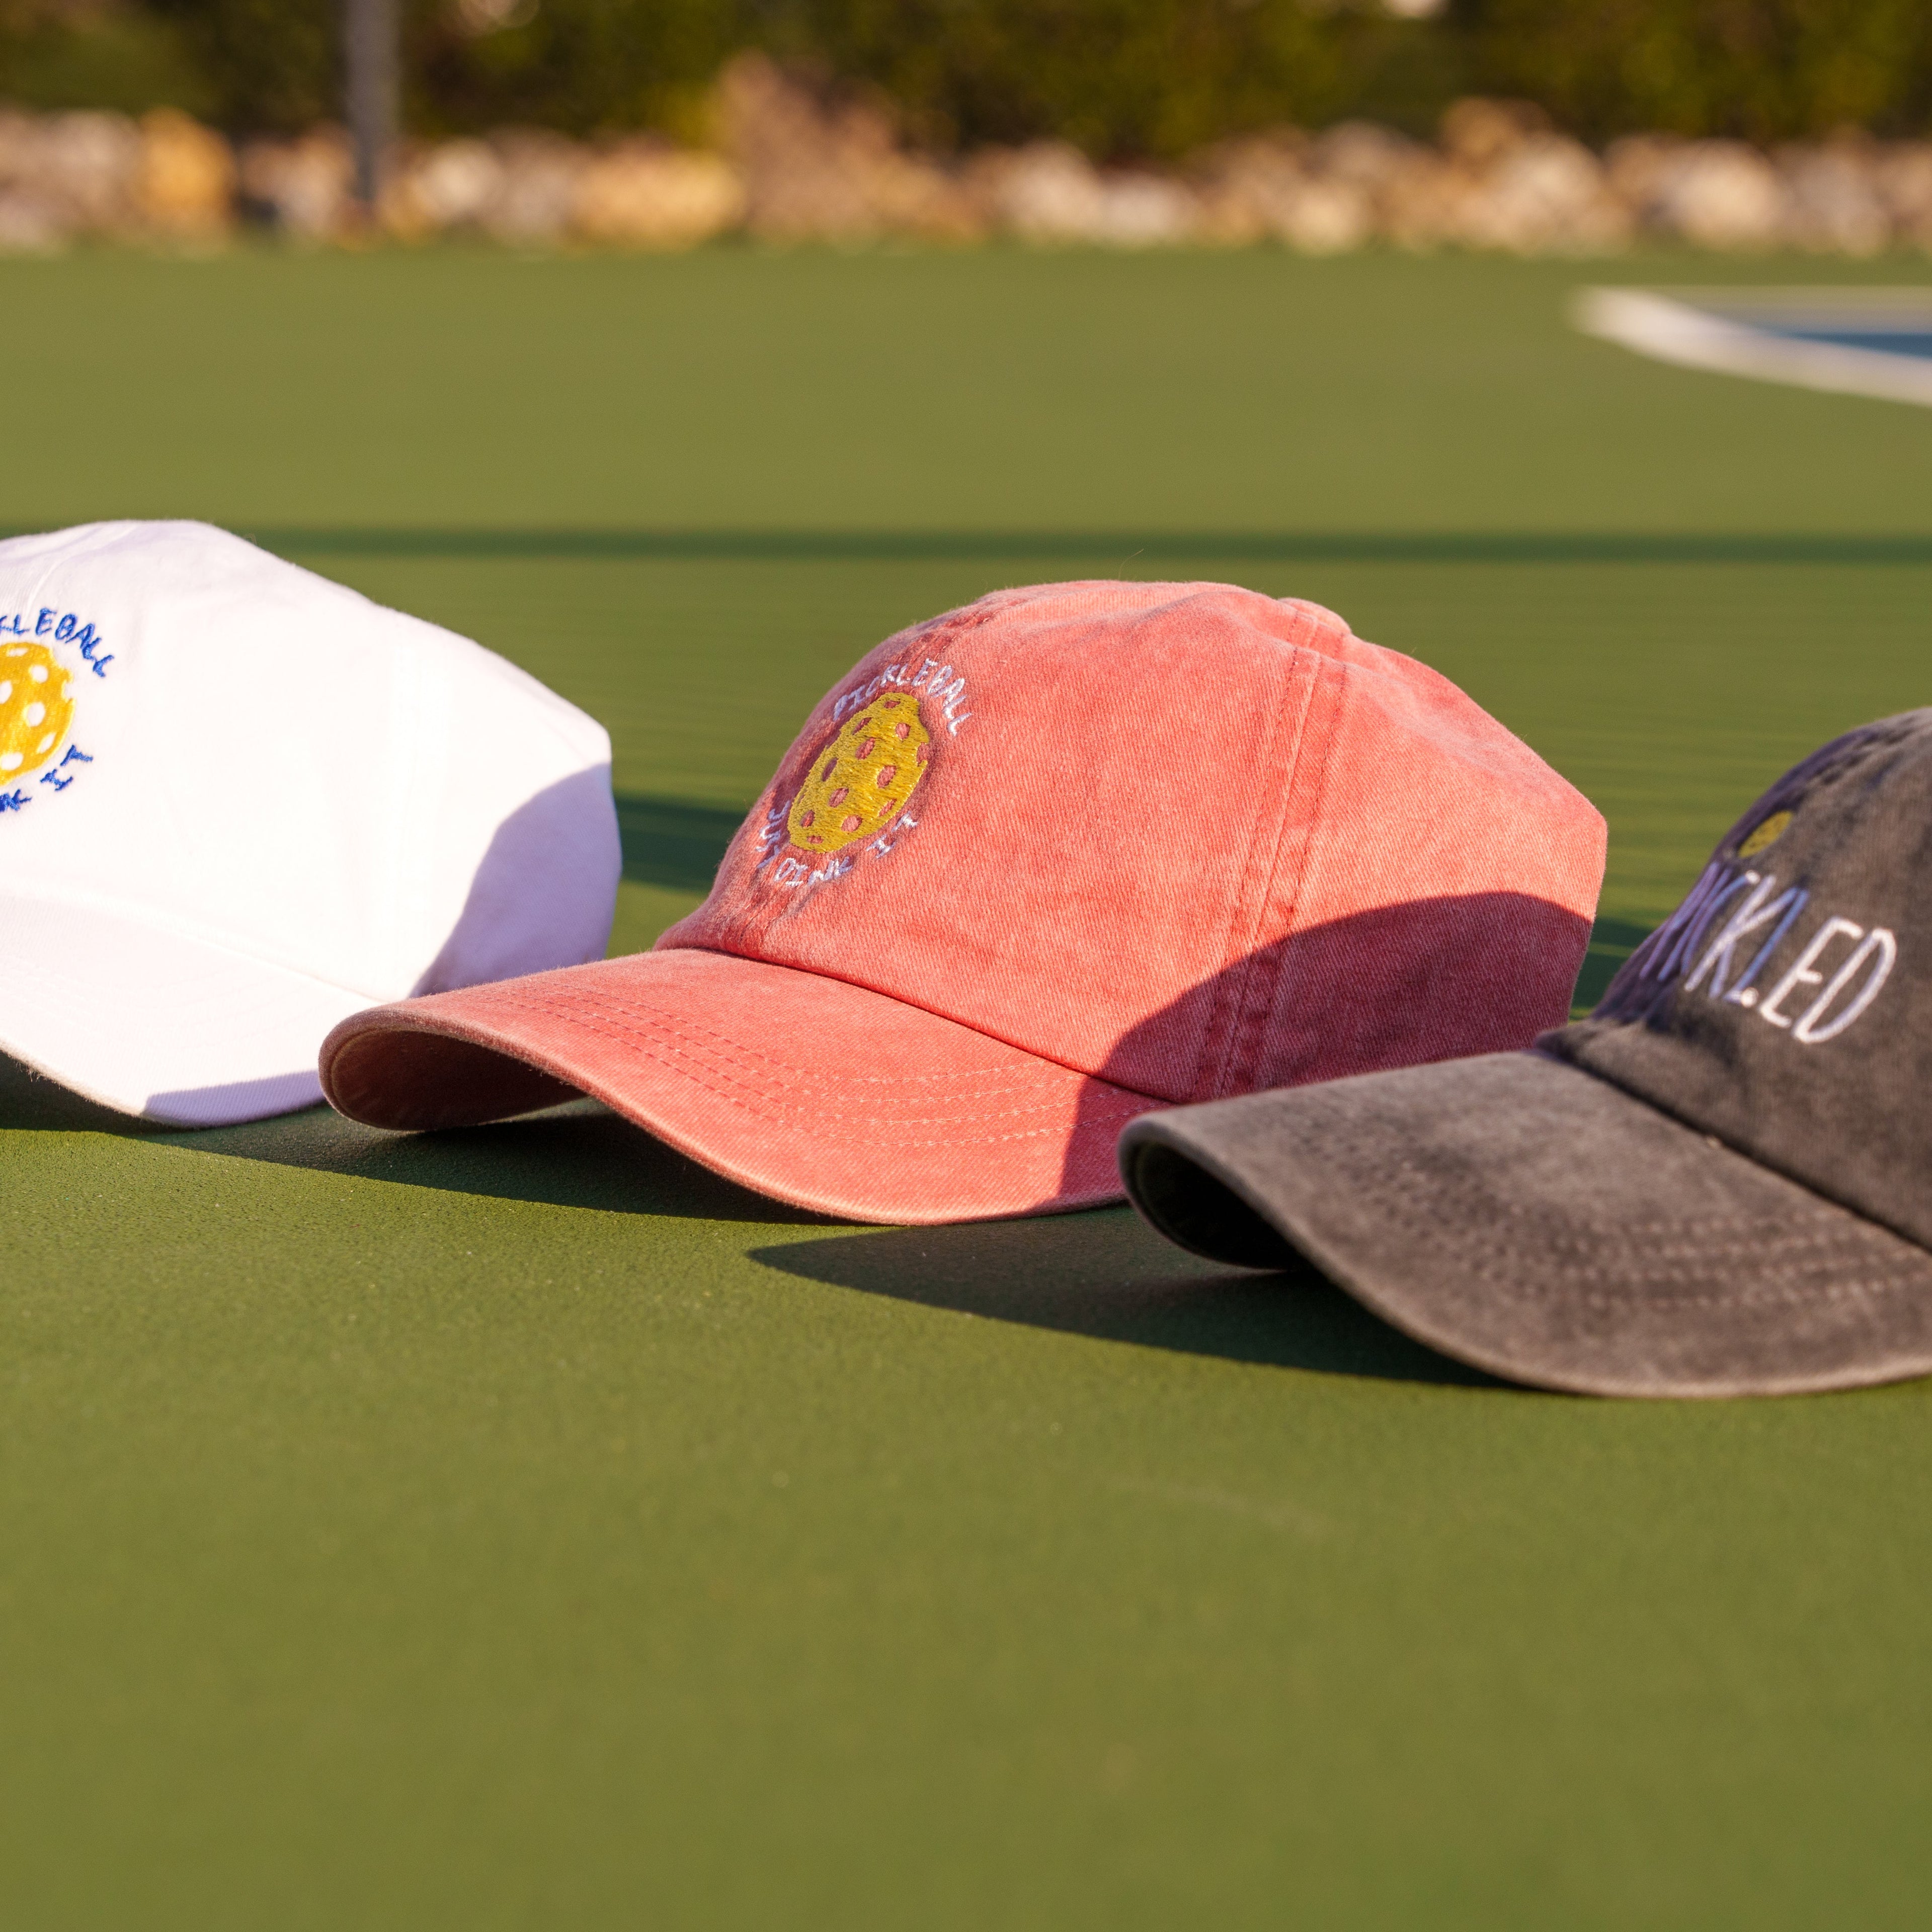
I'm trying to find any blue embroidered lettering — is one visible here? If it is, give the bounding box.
[90,655,111,676]
[73,623,98,659]
[57,743,92,766]
[1687,872,1804,1001]
[39,769,70,790]
[34,607,52,636]
[1628,863,1723,980]
[1722,887,1811,1007]
[54,613,75,641]
[1665,868,1756,985]
[0,788,29,811]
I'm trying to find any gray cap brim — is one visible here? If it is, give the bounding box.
[1118,1052,1932,1398]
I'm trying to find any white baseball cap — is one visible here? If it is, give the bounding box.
[0,519,619,1125]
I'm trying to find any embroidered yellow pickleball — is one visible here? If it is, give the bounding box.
[788,694,932,853]
[1738,810,1793,860]
[0,642,74,781]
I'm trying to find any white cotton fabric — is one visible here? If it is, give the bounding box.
[0,520,618,1124]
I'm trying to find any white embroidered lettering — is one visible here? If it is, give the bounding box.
[1792,926,1897,1043]
[1757,917,1863,1029]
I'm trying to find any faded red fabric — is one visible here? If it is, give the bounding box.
[321,581,1606,1223]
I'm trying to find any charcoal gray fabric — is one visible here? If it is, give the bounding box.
[1546,709,1932,1250]
[1119,1052,1932,1398]
[1119,708,1932,1398]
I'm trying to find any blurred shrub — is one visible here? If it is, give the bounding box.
[763,2,1463,158]
[26,1,1932,148]
[0,1,213,115]
[1463,0,1932,142]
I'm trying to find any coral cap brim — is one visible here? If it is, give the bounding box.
[318,947,1165,1225]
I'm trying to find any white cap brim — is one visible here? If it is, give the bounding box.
[1,892,376,1125]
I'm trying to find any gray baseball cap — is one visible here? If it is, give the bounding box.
[1119,712,1932,1398]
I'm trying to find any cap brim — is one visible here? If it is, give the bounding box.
[1119,1051,1932,1398]
[2,892,375,1125]
[319,947,1164,1225]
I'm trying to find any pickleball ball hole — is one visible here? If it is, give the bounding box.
[0,681,10,703]
[27,663,45,682]
[24,702,44,725]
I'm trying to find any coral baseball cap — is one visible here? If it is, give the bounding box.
[0,520,618,1125]
[321,580,1606,1224]
[1118,711,1932,1397]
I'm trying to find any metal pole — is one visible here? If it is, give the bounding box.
[345,0,398,213]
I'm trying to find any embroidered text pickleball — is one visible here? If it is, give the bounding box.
[0,520,618,1124]
[321,579,1606,1223]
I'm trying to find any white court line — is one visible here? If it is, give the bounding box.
[1574,286,1932,408]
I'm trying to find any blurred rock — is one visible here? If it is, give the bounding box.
[1878,142,1932,248]
[1193,135,1370,252]
[572,141,745,247]
[1639,140,1789,248]
[0,88,1904,257]
[1310,121,1457,249]
[135,109,233,239]
[979,142,1201,246]
[718,52,981,243]
[1438,97,1549,171]
[239,127,352,239]
[977,142,1102,242]
[486,130,586,244]
[1602,133,1684,213]
[0,109,147,242]
[1460,134,1628,254]
[1779,140,1889,256]
[384,138,503,237]
[0,187,64,253]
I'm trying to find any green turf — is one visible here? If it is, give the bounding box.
[7,247,1932,1928]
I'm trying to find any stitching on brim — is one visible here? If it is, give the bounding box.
[1311,1136,1932,1311]
[468,996,1155,1141]
[479,975,1082,1092]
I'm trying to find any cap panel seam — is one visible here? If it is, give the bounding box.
[1206,617,1348,1097]
[1190,633,1304,1100]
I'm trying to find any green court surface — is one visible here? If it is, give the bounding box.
[8,247,1932,1928]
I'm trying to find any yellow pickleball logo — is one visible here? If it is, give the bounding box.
[0,641,75,782]
[1737,810,1793,860]
[788,694,932,854]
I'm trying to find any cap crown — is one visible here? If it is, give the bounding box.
[1547,710,1932,1245]
[0,520,617,1002]
[662,580,1606,1102]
